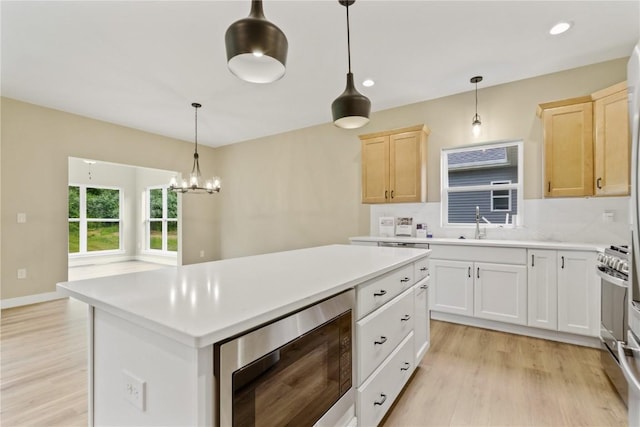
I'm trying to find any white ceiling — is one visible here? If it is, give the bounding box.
[2,1,639,147]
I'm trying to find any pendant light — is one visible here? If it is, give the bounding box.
[169,103,221,194]
[225,0,288,84]
[331,0,371,129]
[471,75,483,137]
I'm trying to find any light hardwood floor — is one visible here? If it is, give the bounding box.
[1,299,628,426]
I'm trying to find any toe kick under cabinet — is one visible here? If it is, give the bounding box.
[355,256,430,426]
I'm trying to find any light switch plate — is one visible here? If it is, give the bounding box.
[17,213,26,223]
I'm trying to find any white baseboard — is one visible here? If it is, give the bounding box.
[1,291,66,309]
[431,311,600,348]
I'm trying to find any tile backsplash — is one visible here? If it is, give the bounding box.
[370,197,630,245]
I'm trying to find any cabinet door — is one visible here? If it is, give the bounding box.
[594,88,630,196]
[361,136,389,203]
[389,131,424,203]
[543,102,594,197]
[430,259,473,317]
[527,249,558,330]
[413,279,430,363]
[474,262,527,325]
[557,251,600,336]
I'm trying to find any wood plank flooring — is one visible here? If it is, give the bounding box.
[0,299,628,426]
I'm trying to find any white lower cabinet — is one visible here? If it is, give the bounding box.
[430,258,527,326]
[355,256,431,426]
[557,250,599,336]
[357,333,415,427]
[527,249,558,330]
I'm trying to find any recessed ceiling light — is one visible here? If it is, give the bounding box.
[549,21,572,35]
[363,79,375,87]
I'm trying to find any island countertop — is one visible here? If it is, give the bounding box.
[57,244,429,348]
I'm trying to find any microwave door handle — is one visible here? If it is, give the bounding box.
[618,341,640,394]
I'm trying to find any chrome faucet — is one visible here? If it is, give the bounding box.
[474,206,485,239]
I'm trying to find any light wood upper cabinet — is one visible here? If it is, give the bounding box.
[360,125,429,204]
[593,82,630,196]
[538,81,630,198]
[540,100,594,197]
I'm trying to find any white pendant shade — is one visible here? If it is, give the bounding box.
[227,53,286,84]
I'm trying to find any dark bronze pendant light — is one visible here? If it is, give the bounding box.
[331,0,371,129]
[225,0,288,84]
[471,75,483,137]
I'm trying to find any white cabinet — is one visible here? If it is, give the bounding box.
[527,249,558,330]
[475,263,527,325]
[557,250,599,336]
[413,277,430,363]
[430,257,527,326]
[354,255,430,426]
[430,259,474,316]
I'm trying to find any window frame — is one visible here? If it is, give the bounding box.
[441,140,523,228]
[68,184,124,256]
[491,180,512,212]
[146,186,178,253]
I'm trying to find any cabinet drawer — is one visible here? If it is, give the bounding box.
[357,287,414,384]
[430,245,526,265]
[414,257,430,281]
[357,264,414,319]
[357,332,415,427]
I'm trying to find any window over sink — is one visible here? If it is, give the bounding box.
[441,140,523,227]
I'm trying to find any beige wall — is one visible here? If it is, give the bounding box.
[0,57,628,300]
[1,98,219,299]
[215,58,627,258]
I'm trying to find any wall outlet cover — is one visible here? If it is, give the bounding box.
[122,370,146,411]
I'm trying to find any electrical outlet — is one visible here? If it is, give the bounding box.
[200,250,205,258]
[17,213,27,223]
[122,370,145,411]
[17,269,27,279]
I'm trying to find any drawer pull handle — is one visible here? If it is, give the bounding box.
[420,284,428,290]
[374,336,387,345]
[373,290,387,297]
[400,277,410,283]
[374,393,387,406]
[420,267,428,272]
[477,267,480,279]
[401,362,411,371]
[468,267,471,278]
[401,314,411,321]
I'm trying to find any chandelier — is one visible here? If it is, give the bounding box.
[169,103,221,194]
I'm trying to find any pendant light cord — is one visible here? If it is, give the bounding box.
[346,2,351,73]
[194,106,199,155]
[474,81,478,116]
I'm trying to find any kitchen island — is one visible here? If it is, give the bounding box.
[57,244,430,426]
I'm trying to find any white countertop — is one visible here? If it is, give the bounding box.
[349,236,603,252]
[57,244,429,348]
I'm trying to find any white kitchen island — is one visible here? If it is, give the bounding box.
[57,244,430,427]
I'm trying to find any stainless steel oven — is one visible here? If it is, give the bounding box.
[215,290,355,427]
[599,245,630,405]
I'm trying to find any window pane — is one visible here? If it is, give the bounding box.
[493,189,509,197]
[150,189,163,219]
[149,221,162,250]
[87,188,120,219]
[167,190,178,219]
[448,146,519,187]
[167,221,178,252]
[68,186,80,218]
[449,190,518,224]
[68,222,79,253]
[493,197,510,211]
[87,222,119,251]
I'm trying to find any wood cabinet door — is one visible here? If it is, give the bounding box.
[527,249,558,330]
[361,136,389,203]
[389,131,423,203]
[474,262,527,325]
[557,251,599,336]
[430,259,474,317]
[543,102,594,197]
[594,89,630,196]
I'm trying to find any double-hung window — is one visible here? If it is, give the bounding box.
[441,140,523,226]
[68,185,122,254]
[147,187,178,252]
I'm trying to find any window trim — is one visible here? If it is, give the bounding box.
[68,184,124,256]
[491,180,512,212]
[441,140,523,228]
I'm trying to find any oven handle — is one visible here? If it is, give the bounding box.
[617,341,640,394]
[596,268,629,288]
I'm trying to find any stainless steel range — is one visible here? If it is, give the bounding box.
[599,244,630,405]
